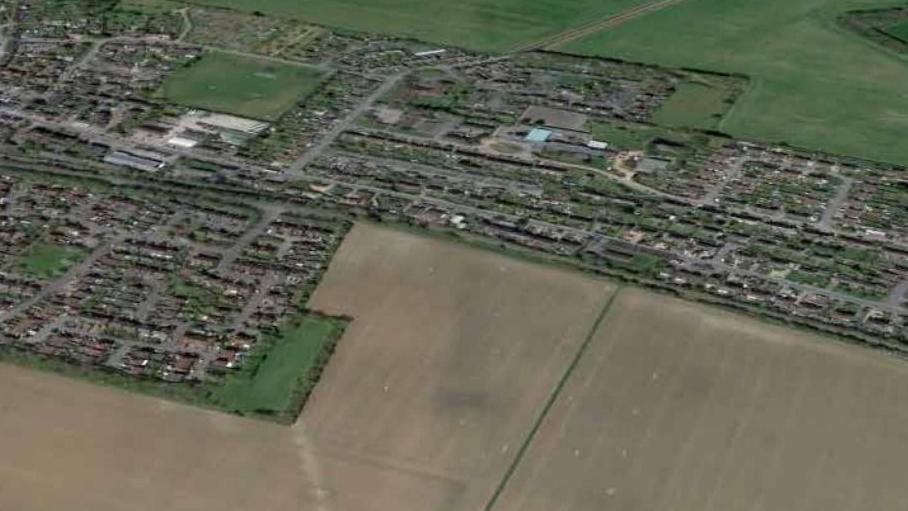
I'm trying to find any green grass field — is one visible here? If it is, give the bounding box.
[563,0,908,166]
[589,120,690,151]
[210,315,345,417]
[185,0,650,52]
[16,243,86,279]
[651,81,734,130]
[885,19,908,43]
[160,51,327,120]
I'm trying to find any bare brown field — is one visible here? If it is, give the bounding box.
[495,287,908,510]
[298,224,616,510]
[0,363,307,511]
[0,223,615,510]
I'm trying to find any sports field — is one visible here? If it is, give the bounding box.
[494,287,908,510]
[160,51,327,120]
[185,0,651,52]
[561,0,908,166]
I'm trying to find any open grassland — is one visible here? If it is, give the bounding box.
[184,0,651,52]
[160,51,327,120]
[298,223,615,510]
[885,19,908,42]
[210,315,346,419]
[651,80,737,130]
[562,0,908,166]
[0,363,308,511]
[494,287,908,510]
[15,243,85,278]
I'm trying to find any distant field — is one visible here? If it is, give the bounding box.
[160,51,327,120]
[562,0,908,166]
[494,287,908,510]
[184,0,651,52]
[885,19,908,42]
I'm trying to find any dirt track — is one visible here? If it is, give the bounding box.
[510,0,687,53]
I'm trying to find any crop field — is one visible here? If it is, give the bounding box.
[493,287,908,510]
[0,363,308,511]
[160,51,327,120]
[184,0,651,52]
[562,0,908,166]
[885,19,908,42]
[14,243,84,278]
[298,224,615,509]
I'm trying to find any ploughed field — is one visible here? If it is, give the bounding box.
[5,224,908,510]
[0,363,307,511]
[494,288,908,510]
[298,224,616,509]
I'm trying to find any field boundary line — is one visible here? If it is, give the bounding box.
[483,286,624,511]
[509,0,687,53]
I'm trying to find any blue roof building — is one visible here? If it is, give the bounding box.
[525,128,553,143]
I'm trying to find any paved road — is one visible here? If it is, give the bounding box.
[819,176,853,230]
[177,8,192,42]
[289,72,405,174]
[0,0,21,67]
[216,205,283,272]
[886,280,908,308]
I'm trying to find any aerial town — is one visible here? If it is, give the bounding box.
[2,0,908,395]
[11,1,908,510]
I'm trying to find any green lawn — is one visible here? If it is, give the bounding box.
[16,243,86,279]
[562,0,908,166]
[210,315,345,418]
[885,19,908,43]
[160,51,328,120]
[185,0,651,52]
[651,80,735,130]
[589,120,690,151]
